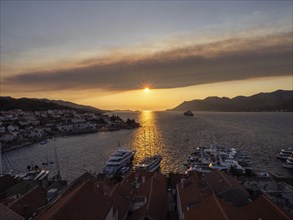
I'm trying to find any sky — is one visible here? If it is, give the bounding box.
[1,1,292,110]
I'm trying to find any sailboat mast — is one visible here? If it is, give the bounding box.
[0,143,2,176]
[144,129,146,159]
[53,137,61,179]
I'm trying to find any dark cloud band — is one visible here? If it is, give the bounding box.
[4,32,292,92]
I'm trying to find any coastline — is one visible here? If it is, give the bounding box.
[1,126,139,154]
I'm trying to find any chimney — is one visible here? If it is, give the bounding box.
[142,176,146,184]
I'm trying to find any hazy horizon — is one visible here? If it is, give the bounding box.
[1,1,292,110]
[2,88,292,112]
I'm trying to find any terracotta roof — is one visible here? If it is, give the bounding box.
[109,184,131,220]
[36,179,113,220]
[126,172,168,220]
[128,175,153,220]
[184,193,229,220]
[4,181,38,199]
[8,185,46,218]
[184,193,292,220]
[206,170,250,206]
[147,174,168,220]
[238,195,292,220]
[206,170,248,195]
[0,175,17,193]
[169,173,185,189]
[0,203,24,220]
[177,172,212,214]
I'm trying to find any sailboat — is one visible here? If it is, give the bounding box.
[135,128,162,172]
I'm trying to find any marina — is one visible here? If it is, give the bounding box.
[1,111,293,181]
[1,1,292,218]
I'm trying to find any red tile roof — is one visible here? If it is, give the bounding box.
[0,175,17,194]
[125,171,168,220]
[109,184,131,220]
[206,170,248,195]
[147,174,168,220]
[177,172,212,214]
[184,193,229,220]
[237,195,292,220]
[36,179,113,220]
[206,170,250,206]
[8,185,46,218]
[184,193,292,220]
[0,203,24,220]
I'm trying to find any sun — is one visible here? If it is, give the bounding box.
[144,87,150,93]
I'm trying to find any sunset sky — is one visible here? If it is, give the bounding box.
[1,1,292,110]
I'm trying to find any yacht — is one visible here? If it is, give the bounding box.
[184,144,245,174]
[277,148,293,160]
[185,164,213,174]
[282,153,293,169]
[136,155,162,172]
[209,159,244,173]
[102,149,136,175]
[183,110,194,116]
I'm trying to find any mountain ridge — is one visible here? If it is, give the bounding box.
[168,90,293,112]
[0,96,107,113]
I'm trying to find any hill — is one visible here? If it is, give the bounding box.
[40,99,107,113]
[169,90,293,112]
[0,96,106,113]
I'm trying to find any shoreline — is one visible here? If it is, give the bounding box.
[1,126,139,154]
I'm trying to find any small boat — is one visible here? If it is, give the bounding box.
[277,147,293,160]
[136,155,162,172]
[41,140,48,145]
[209,159,244,173]
[183,110,194,116]
[42,161,54,166]
[102,149,136,175]
[185,164,213,174]
[283,153,293,169]
[256,170,271,177]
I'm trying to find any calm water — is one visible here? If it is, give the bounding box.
[2,111,293,181]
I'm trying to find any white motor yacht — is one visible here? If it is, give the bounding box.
[136,155,162,172]
[102,149,136,175]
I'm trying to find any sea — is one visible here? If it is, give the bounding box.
[2,111,293,181]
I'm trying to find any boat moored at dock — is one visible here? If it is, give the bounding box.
[102,149,136,175]
[136,155,162,172]
[277,147,293,160]
[282,153,293,169]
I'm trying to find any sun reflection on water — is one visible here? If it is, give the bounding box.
[130,111,165,170]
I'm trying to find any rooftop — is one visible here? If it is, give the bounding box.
[36,178,113,220]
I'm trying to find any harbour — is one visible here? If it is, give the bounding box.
[2,111,293,181]
[1,1,292,218]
